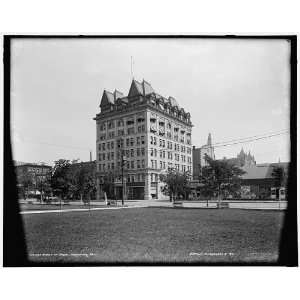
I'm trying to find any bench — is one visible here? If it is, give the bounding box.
[217,202,229,208]
[107,200,118,206]
[173,201,183,208]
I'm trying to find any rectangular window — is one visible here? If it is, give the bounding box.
[137,148,140,156]
[137,136,140,145]
[127,127,134,135]
[141,148,145,156]
[131,161,134,169]
[142,160,145,168]
[141,136,145,144]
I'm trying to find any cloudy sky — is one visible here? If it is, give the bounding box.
[11,37,290,165]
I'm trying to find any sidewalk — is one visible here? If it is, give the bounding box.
[20,199,287,214]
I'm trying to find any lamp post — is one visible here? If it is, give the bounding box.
[121,151,127,206]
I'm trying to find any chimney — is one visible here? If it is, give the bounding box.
[90,151,92,162]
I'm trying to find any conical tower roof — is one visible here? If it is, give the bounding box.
[207,133,212,146]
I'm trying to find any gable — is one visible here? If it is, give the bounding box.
[100,90,114,107]
[128,80,143,97]
[142,80,155,95]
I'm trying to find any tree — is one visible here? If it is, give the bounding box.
[79,164,96,203]
[271,166,285,188]
[160,168,191,202]
[199,155,246,202]
[51,159,71,199]
[101,170,119,199]
[67,161,96,203]
[16,171,34,200]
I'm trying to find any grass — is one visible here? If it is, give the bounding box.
[21,207,285,264]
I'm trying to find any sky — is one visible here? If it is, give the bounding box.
[11,38,291,166]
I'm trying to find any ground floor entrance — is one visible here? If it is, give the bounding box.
[114,185,145,200]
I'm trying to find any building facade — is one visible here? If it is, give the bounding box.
[192,133,215,179]
[15,162,52,198]
[240,162,289,199]
[227,148,256,167]
[94,79,193,200]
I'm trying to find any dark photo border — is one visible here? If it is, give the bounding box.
[3,34,297,267]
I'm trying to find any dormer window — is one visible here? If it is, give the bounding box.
[150,115,156,122]
[127,119,134,125]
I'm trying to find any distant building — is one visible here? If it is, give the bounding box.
[94,79,193,200]
[227,148,256,167]
[240,162,289,199]
[15,162,52,183]
[192,133,215,179]
[15,162,52,197]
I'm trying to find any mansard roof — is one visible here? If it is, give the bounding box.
[168,96,179,107]
[114,89,124,100]
[128,80,144,97]
[100,90,115,107]
[96,79,192,125]
[128,79,155,97]
[142,79,155,95]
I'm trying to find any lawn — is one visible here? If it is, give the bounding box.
[22,207,285,264]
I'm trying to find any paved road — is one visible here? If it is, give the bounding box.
[20,199,287,214]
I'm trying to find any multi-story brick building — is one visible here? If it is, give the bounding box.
[192,133,215,179]
[94,79,193,200]
[15,162,52,198]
